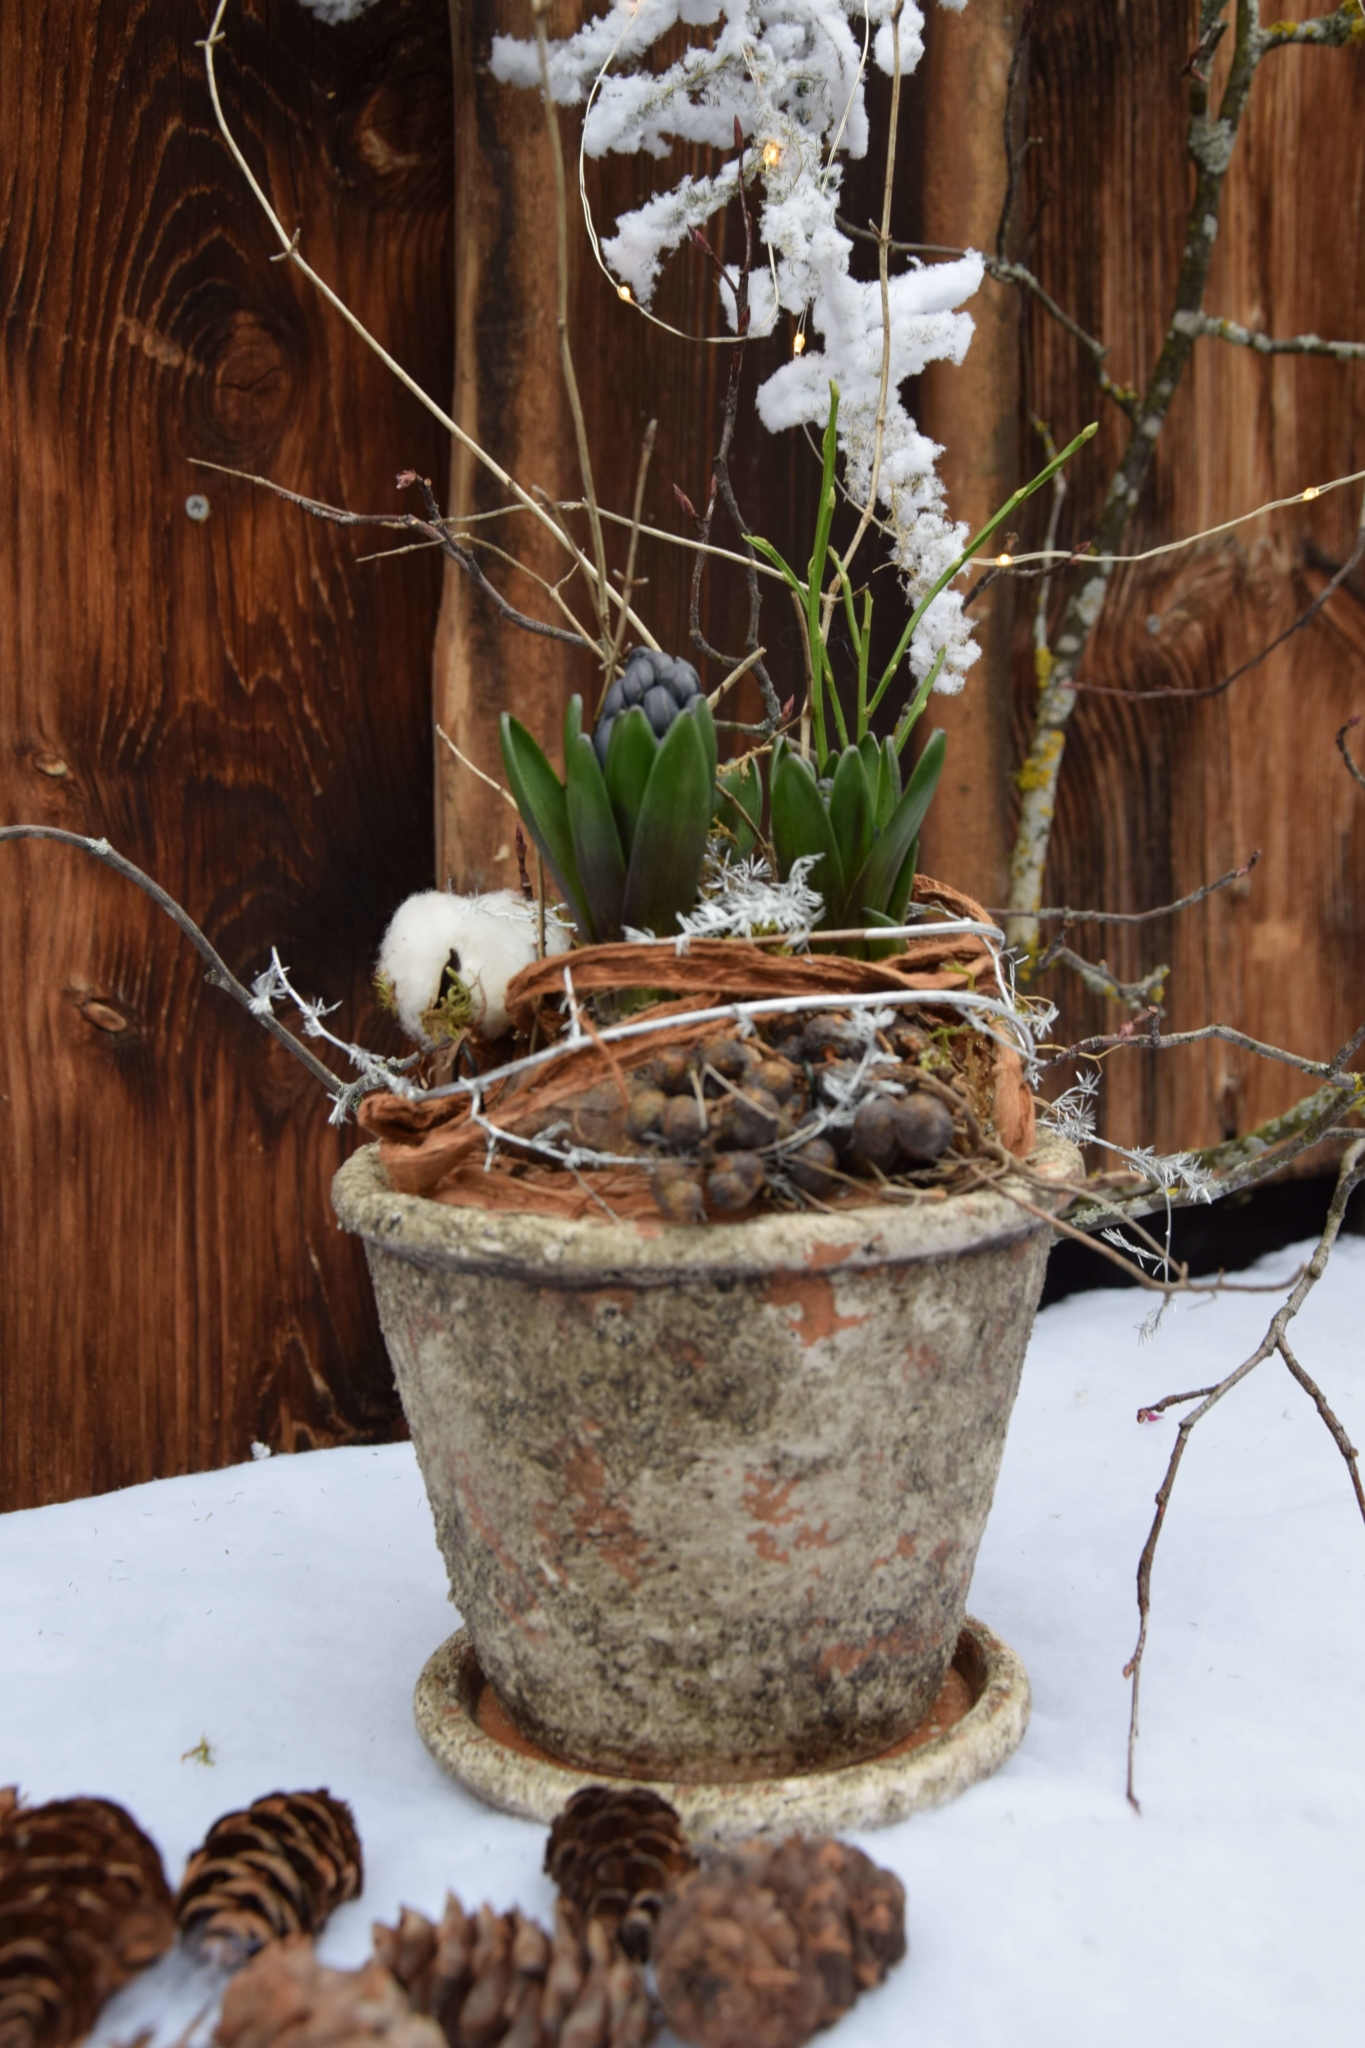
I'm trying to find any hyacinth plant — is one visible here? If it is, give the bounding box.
[499,396,1095,955]
[501,676,718,945]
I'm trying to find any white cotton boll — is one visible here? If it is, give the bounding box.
[377,890,571,1046]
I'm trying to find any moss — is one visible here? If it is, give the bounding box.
[421,962,476,1045]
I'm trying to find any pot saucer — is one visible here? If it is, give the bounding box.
[413,1615,1029,1841]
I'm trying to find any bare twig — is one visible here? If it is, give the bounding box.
[532,0,611,657]
[435,726,518,811]
[0,826,344,1099]
[995,851,1259,926]
[685,130,780,724]
[1070,489,1365,702]
[199,0,636,639]
[190,458,595,650]
[994,1,1036,263]
[1034,943,1169,1014]
[1277,1332,1365,1526]
[1123,1138,1365,1809]
[1338,715,1365,793]
[603,418,658,698]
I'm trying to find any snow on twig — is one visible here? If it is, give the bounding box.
[492,0,984,691]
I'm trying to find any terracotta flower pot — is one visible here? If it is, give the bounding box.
[332,1130,1076,1783]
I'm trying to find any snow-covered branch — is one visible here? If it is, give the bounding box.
[492,0,983,691]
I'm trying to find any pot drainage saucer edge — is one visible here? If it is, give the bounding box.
[412,1616,1029,1841]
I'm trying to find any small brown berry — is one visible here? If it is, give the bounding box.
[752,1057,797,1101]
[705,1152,766,1212]
[849,1098,899,1171]
[786,1137,838,1196]
[892,1092,956,1164]
[653,1169,705,1224]
[661,1094,707,1147]
[654,1047,694,1094]
[802,1016,861,1060]
[626,1087,667,1139]
[712,1085,784,1151]
[705,1038,758,1081]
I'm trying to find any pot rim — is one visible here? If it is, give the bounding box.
[332,1129,1077,1286]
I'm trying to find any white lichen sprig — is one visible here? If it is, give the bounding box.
[673,850,827,942]
[250,951,421,1125]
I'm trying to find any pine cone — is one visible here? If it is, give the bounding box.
[215,1934,443,2048]
[0,1793,174,2048]
[752,1837,906,2026]
[176,1791,362,1966]
[544,1788,696,1961]
[652,1836,906,2048]
[372,1894,651,2048]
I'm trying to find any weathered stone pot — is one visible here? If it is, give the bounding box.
[332,1133,1075,1783]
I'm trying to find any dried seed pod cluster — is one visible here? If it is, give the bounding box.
[543,1787,697,1961]
[652,1835,907,2048]
[176,1790,363,1966]
[632,1013,964,1223]
[372,1894,650,2048]
[0,1791,174,2048]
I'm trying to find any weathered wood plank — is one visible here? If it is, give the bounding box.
[908,0,1364,1158]
[1018,1,1365,1157]
[0,0,454,1508]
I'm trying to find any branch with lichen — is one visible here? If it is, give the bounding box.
[1007,0,1270,963]
[1173,308,1365,359]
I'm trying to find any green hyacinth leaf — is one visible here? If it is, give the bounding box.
[621,707,714,936]
[828,746,875,888]
[770,742,845,922]
[882,736,902,812]
[857,733,888,824]
[862,838,920,958]
[847,728,946,920]
[886,833,921,925]
[689,693,718,792]
[499,713,590,938]
[604,705,658,858]
[565,694,584,753]
[716,757,762,856]
[566,732,627,942]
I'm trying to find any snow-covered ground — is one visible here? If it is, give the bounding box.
[3,1236,1363,2047]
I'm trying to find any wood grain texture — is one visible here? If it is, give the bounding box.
[911,3,1025,907]
[0,0,454,1508]
[1015,1,1365,1159]
[909,1,1364,1159]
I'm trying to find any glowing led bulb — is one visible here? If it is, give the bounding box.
[1302,485,1320,501]
[762,140,782,168]
[793,330,806,355]
[617,283,632,302]
[995,552,1013,567]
